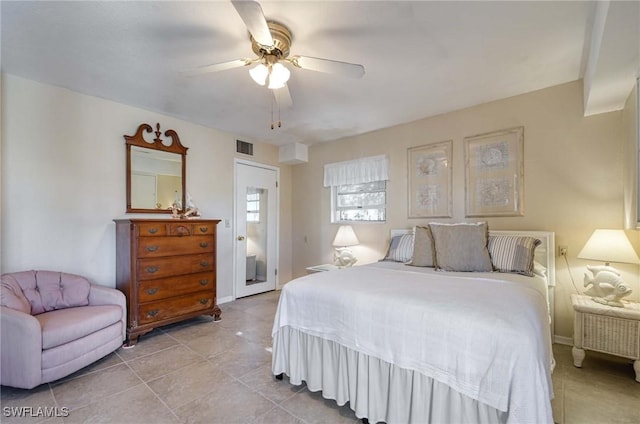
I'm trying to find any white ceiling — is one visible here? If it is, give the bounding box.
[2,1,638,147]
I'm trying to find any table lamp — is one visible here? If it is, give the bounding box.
[333,225,359,267]
[577,229,640,307]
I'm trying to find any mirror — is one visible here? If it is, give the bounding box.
[125,123,188,214]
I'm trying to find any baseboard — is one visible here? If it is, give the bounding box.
[218,296,233,304]
[553,335,573,346]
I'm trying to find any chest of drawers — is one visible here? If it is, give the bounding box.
[114,218,221,346]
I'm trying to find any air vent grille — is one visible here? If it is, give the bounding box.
[236,140,253,156]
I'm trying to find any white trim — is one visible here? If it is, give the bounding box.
[218,296,234,305]
[554,335,573,346]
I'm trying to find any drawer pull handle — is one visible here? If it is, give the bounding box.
[200,261,209,268]
[148,228,158,234]
[199,299,209,305]
[199,242,209,248]
[146,266,159,274]
[146,309,159,318]
[146,288,158,295]
[146,245,159,252]
[199,227,209,233]
[199,279,209,286]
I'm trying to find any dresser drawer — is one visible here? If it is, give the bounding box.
[138,272,215,302]
[136,222,167,237]
[138,291,215,325]
[137,236,214,258]
[137,253,214,280]
[165,222,217,237]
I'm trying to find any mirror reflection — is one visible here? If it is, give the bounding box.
[130,146,183,210]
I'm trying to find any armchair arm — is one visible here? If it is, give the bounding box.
[0,306,43,389]
[88,284,127,342]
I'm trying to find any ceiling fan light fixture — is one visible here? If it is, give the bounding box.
[249,63,269,85]
[267,62,290,89]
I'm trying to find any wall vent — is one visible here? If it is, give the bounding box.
[236,140,254,156]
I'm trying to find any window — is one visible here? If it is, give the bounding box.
[332,181,386,222]
[247,192,260,223]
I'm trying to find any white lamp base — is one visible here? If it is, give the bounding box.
[334,247,358,268]
[584,265,632,308]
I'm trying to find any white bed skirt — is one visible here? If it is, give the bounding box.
[273,326,507,424]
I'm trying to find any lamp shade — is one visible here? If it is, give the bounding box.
[577,229,640,265]
[333,225,359,247]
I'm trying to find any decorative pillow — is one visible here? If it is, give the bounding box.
[429,222,493,272]
[408,226,435,267]
[488,236,541,277]
[383,234,414,263]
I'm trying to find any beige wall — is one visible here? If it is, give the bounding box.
[623,80,638,230]
[291,80,638,340]
[0,74,293,300]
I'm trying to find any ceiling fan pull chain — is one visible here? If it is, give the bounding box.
[270,96,275,130]
[278,95,282,128]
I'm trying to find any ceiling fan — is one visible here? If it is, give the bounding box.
[183,0,365,109]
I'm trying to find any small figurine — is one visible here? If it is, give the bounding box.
[170,202,180,219]
[334,249,358,268]
[583,265,633,307]
[183,192,201,219]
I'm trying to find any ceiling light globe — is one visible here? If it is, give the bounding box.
[249,64,268,86]
[268,63,290,89]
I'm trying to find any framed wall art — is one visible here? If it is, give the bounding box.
[464,126,524,217]
[408,140,452,218]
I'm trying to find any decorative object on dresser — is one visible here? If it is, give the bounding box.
[125,122,188,214]
[577,229,640,307]
[571,294,640,382]
[332,225,359,267]
[114,219,221,346]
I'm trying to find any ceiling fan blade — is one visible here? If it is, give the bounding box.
[180,59,250,77]
[291,56,365,79]
[231,0,274,47]
[272,85,293,109]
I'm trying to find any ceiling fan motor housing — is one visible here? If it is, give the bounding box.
[251,21,292,59]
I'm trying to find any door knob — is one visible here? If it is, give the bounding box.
[237,236,245,241]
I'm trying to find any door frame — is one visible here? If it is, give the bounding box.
[233,158,280,300]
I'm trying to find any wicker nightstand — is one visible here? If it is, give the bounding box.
[571,294,640,382]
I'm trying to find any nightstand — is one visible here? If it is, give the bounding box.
[305,264,340,273]
[571,294,640,382]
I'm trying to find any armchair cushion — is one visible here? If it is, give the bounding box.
[37,305,124,349]
[2,270,90,315]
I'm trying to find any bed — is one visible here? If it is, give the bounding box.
[272,226,556,424]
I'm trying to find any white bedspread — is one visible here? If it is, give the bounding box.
[272,262,554,424]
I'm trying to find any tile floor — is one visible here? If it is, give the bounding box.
[1,290,639,424]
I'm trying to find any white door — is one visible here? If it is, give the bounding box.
[234,161,278,298]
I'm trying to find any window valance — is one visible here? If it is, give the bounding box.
[323,155,389,187]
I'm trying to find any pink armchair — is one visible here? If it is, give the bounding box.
[0,270,126,389]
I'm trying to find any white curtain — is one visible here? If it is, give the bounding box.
[323,155,389,187]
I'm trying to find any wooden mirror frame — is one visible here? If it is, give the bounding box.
[125,123,188,214]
